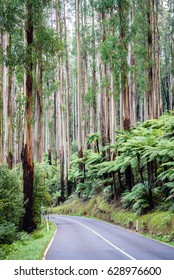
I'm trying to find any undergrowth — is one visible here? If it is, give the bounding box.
[0,221,56,260]
[52,195,174,244]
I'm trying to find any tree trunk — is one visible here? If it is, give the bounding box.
[60,145,65,202]
[0,33,3,163]
[119,1,130,130]
[99,60,106,158]
[47,87,52,165]
[92,2,97,136]
[76,0,83,171]
[128,0,136,126]
[3,33,13,168]
[22,1,36,232]
[54,88,58,166]
[35,56,43,162]
[64,0,71,167]
[147,0,159,120]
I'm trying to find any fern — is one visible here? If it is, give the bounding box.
[121,183,152,215]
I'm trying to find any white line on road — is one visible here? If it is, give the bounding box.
[43,227,57,260]
[61,217,136,260]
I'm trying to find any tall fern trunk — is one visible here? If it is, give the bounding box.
[96,139,100,154]
[112,172,118,200]
[60,146,65,202]
[138,154,144,184]
[125,165,134,191]
[147,161,154,209]
[48,149,52,165]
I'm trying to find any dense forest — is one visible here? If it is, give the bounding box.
[0,0,174,245]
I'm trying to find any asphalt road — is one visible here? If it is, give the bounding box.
[45,215,174,260]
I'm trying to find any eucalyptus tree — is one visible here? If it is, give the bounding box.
[76,0,84,169]
[118,0,130,130]
[21,0,36,232]
[21,0,60,232]
[0,33,2,163]
[160,0,174,111]
[0,0,21,168]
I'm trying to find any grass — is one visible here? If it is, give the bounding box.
[0,221,56,260]
[52,195,174,245]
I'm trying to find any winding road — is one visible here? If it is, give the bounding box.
[45,215,174,260]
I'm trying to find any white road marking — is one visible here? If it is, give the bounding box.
[61,217,136,260]
[43,227,57,260]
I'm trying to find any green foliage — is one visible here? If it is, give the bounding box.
[158,162,174,204]
[67,113,174,212]
[0,222,17,244]
[87,132,101,144]
[0,165,23,244]
[121,183,152,215]
[0,221,56,260]
[76,180,101,201]
[0,0,23,33]
[33,161,55,224]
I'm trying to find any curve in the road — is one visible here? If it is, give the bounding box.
[62,217,135,260]
[45,215,174,260]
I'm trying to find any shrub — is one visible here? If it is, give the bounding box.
[0,165,23,243]
[33,162,53,225]
[0,223,17,244]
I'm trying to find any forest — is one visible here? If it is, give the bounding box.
[0,0,174,249]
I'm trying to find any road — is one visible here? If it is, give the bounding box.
[45,215,174,260]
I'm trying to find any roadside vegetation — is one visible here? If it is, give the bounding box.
[0,162,58,260]
[52,195,174,246]
[0,221,56,260]
[65,113,174,214]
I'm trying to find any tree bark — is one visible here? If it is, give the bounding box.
[92,1,97,136]
[64,0,71,167]
[76,0,83,169]
[35,56,43,162]
[0,33,3,163]
[128,0,136,126]
[119,1,130,130]
[3,33,13,168]
[22,1,36,232]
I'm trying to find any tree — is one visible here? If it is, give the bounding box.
[118,0,130,130]
[76,0,83,166]
[21,0,35,232]
[3,33,13,169]
[0,32,2,163]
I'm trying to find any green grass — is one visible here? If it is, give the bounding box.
[0,221,56,260]
[52,195,174,245]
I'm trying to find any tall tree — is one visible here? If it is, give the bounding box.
[119,0,130,130]
[146,0,161,119]
[21,0,35,232]
[3,33,13,168]
[63,0,71,196]
[0,32,2,163]
[34,55,43,162]
[76,0,83,163]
